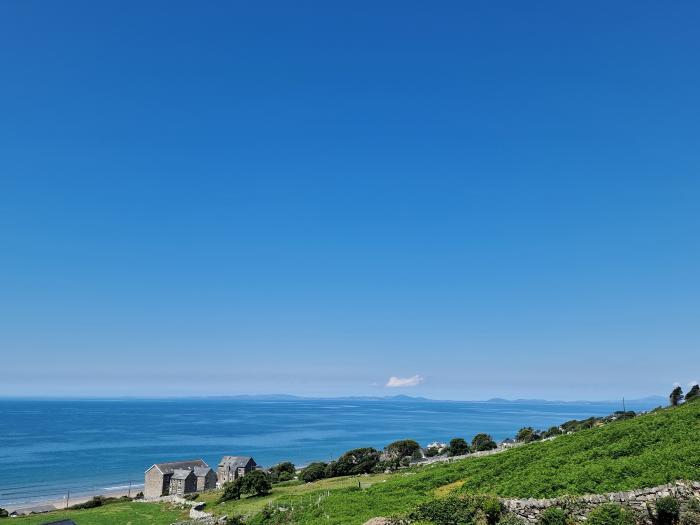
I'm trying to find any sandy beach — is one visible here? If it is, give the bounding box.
[6,485,143,514]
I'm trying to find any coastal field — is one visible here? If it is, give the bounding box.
[5,501,188,525]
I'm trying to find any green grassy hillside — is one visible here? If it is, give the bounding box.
[5,501,187,525]
[235,401,700,524]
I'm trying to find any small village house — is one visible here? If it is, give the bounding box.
[144,459,217,499]
[217,456,257,485]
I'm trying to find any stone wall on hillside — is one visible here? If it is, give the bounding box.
[502,481,700,523]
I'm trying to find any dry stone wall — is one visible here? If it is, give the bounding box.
[502,481,700,523]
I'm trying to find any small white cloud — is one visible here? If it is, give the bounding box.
[386,375,425,388]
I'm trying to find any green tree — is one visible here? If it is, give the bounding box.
[670,386,684,407]
[269,461,296,482]
[586,504,636,525]
[218,479,242,503]
[448,437,472,456]
[516,427,541,443]
[472,433,498,451]
[299,462,327,483]
[685,384,700,403]
[240,470,272,496]
[325,447,380,477]
[385,439,421,460]
[0,507,8,518]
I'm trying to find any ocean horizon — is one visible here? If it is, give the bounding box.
[0,396,663,509]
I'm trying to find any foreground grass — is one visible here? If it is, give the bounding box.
[229,401,700,524]
[6,502,188,525]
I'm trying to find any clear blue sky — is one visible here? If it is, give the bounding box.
[1,1,698,400]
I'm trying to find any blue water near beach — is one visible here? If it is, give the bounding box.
[0,397,661,507]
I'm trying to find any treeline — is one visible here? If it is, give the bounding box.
[513,410,637,444]
[298,432,501,483]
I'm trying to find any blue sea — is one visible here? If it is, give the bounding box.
[0,397,661,508]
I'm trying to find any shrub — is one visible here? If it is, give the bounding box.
[70,496,104,509]
[655,497,681,525]
[299,462,327,483]
[219,479,242,503]
[538,507,570,525]
[410,494,502,525]
[587,503,637,525]
[0,508,8,518]
[226,515,245,525]
[449,438,472,456]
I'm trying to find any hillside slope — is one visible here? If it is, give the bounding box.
[243,400,700,524]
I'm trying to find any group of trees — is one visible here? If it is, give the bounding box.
[445,433,498,456]
[513,409,638,445]
[297,434,503,483]
[299,447,381,482]
[670,384,700,407]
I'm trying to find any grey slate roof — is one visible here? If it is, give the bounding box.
[149,459,208,474]
[193,466,213,477]
[172,468,194,480]
[218,456,254,468]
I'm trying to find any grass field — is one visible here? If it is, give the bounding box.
[5,501,188,525]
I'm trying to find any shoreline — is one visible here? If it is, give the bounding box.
[4,485,144,514]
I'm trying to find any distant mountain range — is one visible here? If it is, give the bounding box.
[202,393,668,405]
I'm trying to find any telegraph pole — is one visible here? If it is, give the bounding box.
[128,480,132,498]
[623,397,626,413]
[66,490,70,509]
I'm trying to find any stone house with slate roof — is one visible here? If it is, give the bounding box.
[144,459,217,499]
[217,456,257,485]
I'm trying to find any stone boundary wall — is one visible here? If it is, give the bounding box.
[502,481,700,523]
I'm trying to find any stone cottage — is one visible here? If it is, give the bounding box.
[144,459,217,499]
[217,456,257,485]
